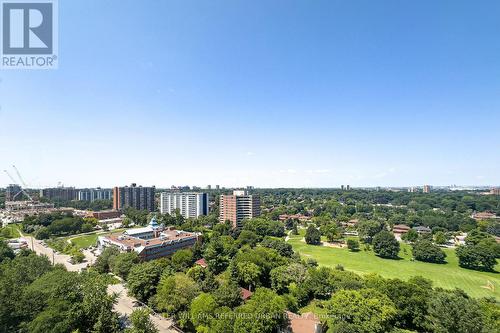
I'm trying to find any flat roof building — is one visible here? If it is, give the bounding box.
[6,184,22,201]
[40,187,77,201]
[113,183,155,212]
[220,190,260,228]
[78,188,112,202]
[159,192,208,219]
[98,217,200,261]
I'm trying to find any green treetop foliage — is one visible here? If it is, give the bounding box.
[233,288,286,333]
[412,239,447,264]
[326,288,397,333]
[305,225,321,245]
[155,273,200,316]
[126,308,159,333]
[372,230,400,259]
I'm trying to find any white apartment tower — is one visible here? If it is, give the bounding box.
[160,192,209,218]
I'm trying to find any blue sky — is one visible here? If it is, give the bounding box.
[1,0,499,188]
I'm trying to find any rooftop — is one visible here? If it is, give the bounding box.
[104,228,197,251]
[240,288,253,300]
[195,258,208,268]
[284,311,322,333]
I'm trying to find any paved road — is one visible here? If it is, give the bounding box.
[108,283,176,332]
[20,232,177,332]
[21,234,90,271]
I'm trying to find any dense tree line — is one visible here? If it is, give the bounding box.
[456,230,500,272]
[258,189,499,234]
[43,198,113,211]
[0,248,121,332]
[21,212,96,239]
[89,216,499,333]
[0,244,159,333]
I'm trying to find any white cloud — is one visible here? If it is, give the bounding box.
[279,169,297,174]
[306,169,332,174]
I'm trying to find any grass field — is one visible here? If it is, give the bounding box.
[69,233,100,249]
[0,224,21,240]
[68,228,126,249]
[288,230,500,299]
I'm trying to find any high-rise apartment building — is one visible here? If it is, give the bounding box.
[423,185,432,193]
[40,187,77,201]
[219,190,260,228]
[78,188,113,202]
[159,192,209,218]
[6,184,22,201]
[113,183,155,212]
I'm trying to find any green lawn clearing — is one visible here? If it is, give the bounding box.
[69,233,99,249]
[68,228,126,249]
[0,223,21,240]
[288,230,500,299]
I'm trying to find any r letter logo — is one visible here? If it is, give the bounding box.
[1,0,58,69]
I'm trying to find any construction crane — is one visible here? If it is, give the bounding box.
[12,165,29,189]
[3,166,33,201]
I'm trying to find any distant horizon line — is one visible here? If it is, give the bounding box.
[3,184,499,190]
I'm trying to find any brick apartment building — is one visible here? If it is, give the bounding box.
[219,190,260,228]
[112,183,155,212]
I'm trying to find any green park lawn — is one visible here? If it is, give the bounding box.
[288,230,500,299]
[69,233,99,249]
[68,228,126,249]
[0,223,21,240]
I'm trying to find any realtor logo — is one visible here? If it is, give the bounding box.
[1,0,58,69]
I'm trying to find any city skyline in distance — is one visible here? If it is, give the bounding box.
[1,167,498,190]
[1,1,499,188]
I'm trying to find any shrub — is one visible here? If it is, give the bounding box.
[412,240,446,263]
[347,239,360,251]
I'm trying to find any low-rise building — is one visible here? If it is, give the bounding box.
[471,211,499,220]
[280,311,323,333]
[454,233,467,246]
[87,210,122,220]
[98,217,200,261]
[279,214,312,222]
[241,288,253,301]
[195,258,208,268]
[341,219,359,227]
[7,238,29,251]
[5,201,54,212]
[393,224,411,234]
[413,226,431,234]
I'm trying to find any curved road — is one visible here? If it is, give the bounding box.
[20,232,177,333]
